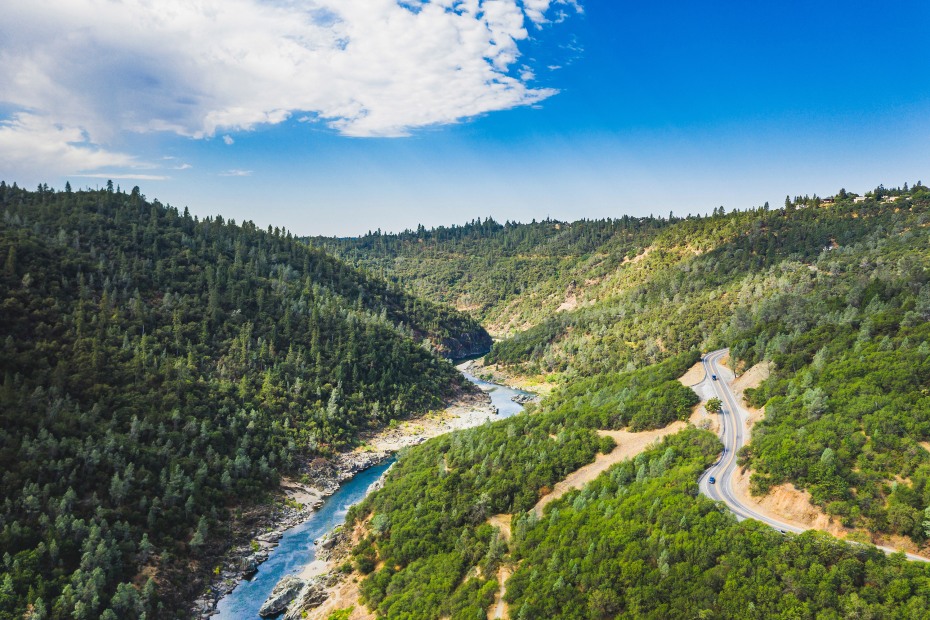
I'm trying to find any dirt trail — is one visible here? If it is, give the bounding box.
[488,565,511,620]
[532,423,687,517]
[487,514,512,541]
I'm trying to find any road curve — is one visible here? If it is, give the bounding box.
[697,348,929,563]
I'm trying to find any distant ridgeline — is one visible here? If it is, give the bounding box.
[326,182,930,619]
[0,182,486,618]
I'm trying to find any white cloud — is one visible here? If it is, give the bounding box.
[0,112,139,176]
[0,0,581,174]
[223,135,235,145]
[219,169,253,177]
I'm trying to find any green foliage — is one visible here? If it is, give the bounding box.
[540,351,701,431]
[312,216,669,332]
[347,411,603,619]
[327,607,355,620]
[507,429,930,619]
[728,233,930,537]
[0,182,482,618]
[326,184,930,385]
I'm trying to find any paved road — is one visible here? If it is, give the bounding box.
[697,348,929,563]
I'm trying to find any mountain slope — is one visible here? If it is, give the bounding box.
[0,182,486,619]
[325,183,930,619]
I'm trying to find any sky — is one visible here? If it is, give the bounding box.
[1,0,928,236]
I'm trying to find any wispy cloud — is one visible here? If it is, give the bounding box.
[0,0,582,176]
[74,173,170,181]
[219,169,252,177]
[0,112,139,176]
[222,135,234,145]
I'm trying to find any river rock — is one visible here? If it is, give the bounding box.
[258,575,304,617]
[315,528,343,550]
[282,577,330,620]
[367,463,394,495]
[239,551,269,578]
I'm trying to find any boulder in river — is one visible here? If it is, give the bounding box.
[239,551,268,578]
[258,575,304,617]
[283,577,330,620]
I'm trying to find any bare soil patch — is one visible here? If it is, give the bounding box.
[622,246,653,265]
[731,362,770,399]
[557,293,578,312]
[731,468,848,537]
[689,403,719,435]
[677,361,705,387]
[487,514,512,542]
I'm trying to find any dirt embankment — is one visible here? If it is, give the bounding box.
[730,361,769,441]
[677,361,706,387]
[302,518,376,620]
[724,362,838,536]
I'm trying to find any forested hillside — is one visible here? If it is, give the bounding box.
[0,182,485,619]
[311,216,670,334]
[335,182,930,618]
[350,411,930,619]
[324,188,930,537]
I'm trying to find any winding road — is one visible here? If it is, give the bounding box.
[697,348,929,563]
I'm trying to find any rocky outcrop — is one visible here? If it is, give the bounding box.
[304,451,390,496]
[367,463,394,495]
[511,393,538,405]
[282,576,332,620]
[314,527,345,561]
[259,575,305,617]
[239,551,269,578]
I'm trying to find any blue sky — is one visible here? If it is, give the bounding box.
[1,0,928,235]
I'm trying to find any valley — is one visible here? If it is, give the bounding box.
[3,182,930,619]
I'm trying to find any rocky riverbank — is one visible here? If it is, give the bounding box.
[193,389,494,619]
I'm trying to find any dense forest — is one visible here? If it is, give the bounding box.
[337,183,930,618]
[5,179,930,618]
[348,409,607,618]
[336,183,930,539]
[0,182,486,619]
[350,410,930,619]
[311,215,670,334]
[506,429,930,619]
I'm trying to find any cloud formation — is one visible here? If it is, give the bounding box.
[0,0,579,174]
[0,113,138,176]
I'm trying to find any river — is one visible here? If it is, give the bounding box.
[213,367,530,618]
[457,365,532,419]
